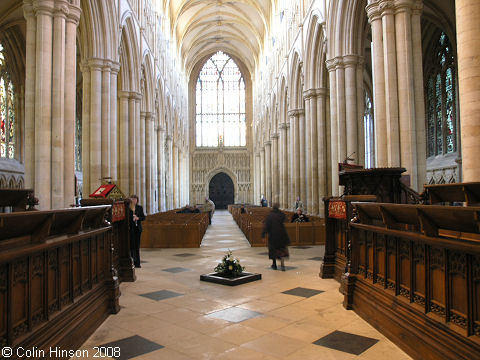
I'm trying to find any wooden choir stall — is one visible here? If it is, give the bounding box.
[321,168,480,359]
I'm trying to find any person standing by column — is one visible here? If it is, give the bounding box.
[204,197,215,224]
[129,194,145,268]
[294,197,304,211]
[262,203,290,271]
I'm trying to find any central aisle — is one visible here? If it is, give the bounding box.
[78,210,410,360]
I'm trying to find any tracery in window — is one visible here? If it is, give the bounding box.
[425,32,456,157]
[196,51,246,147]
[0,43,15,159]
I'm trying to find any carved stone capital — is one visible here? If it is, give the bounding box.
[343,54,363,67]
[271,133,279,140]
[287,108,305,117]
[279,123,288,130]
[325,57,344,71]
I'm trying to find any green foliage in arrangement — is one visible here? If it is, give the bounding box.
[214,250,245,277]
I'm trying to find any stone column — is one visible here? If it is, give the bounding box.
[326,59,339,195]
[23,0,80,209]
[316,88,328,214]
[110,63,120,182]
[366,2,388,167]
[304,90,319,215]
[411,3,426,189]
[89,59,103,194]
[304,96,312,213]
[33,0,54,209]
[289,114,295,208]
[64,4,79,207]
[279,123,288,209]
[128,94,136,195]
[166,135,174,209]
[288,110,301,202]
[158,127,166,211]
[134,96,141,197]
[260,147,265,201]
[382,3,400,166]
[457,0,480,181]
[271,133,279,204]
[344,56,359,163]
[51,3,66,208]
[298,109,307,208]
[145,112,153,213]
[173,144,179,208]
[265,141,272,204]
[101,61,111,179]
[118,91,130,194]
[81,62,91,197]
[23,3,37,191]
[140,111,146,207]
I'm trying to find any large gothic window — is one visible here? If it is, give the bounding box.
[425,32,456,157]
[0,43,15,159]
[196,51,246,147]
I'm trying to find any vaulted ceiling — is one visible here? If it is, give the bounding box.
[165,0,275,76]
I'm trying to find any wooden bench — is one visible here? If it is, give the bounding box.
[232,206,325,247]
[142,211,209,248]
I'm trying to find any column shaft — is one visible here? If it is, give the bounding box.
[382,9,400,166]
[23,5,36,189]
[51,9,65,208]
[110,65,119,181]
[35,9,53,209]
[140,112,146,207]
[101,64,111,179]
[118,93,129,194]
[265,142,272,204]
[89,63,102,193]
[368,10,388,166]
[64,14,78,207]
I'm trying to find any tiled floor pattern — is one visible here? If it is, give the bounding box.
[77,210,411,360]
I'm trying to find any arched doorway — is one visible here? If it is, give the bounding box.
[209,173,234,209]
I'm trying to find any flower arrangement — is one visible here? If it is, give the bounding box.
[214,250,245,277]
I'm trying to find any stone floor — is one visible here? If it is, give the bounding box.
[77,210,411,360]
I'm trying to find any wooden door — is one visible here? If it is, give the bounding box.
[209,173,234,209]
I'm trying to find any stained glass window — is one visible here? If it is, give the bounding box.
[425,32,456,157]
[196,51,246,147]
[0,43,15,159]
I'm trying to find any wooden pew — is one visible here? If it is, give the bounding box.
[424,182,480,206]
[232,207,325,247]
[0,188,36,212]
[0,205,121,358]
[342,201,480,360]
[142,212,209,248]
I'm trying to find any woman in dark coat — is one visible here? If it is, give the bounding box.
[262,203,290,270]
[129,194,145,268]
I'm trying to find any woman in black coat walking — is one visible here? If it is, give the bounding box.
[262,203,290,271]
[129,194,145,268]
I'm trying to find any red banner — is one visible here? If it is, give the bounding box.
[328,200,347,219]
[112,202,125,222]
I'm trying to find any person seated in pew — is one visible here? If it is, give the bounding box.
[291,208,309,223]
[177,205,193,213]
[240,204,246,214]
[192,205,201,213]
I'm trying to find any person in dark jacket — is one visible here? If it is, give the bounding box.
[291,208,309,223]
[262,202,290,270]
[129,194,145,268]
